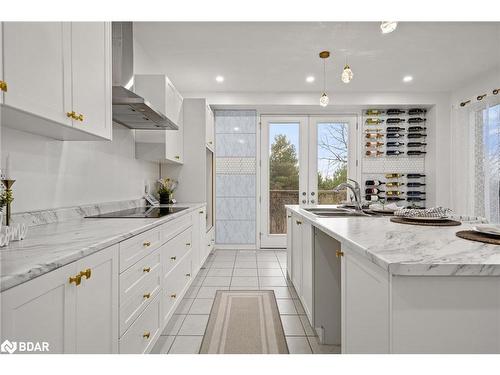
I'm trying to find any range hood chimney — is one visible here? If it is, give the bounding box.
[112,22,178,130]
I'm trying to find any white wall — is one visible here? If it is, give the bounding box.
[1,123,158,213]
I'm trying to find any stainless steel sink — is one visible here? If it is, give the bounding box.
[304,207,374,217]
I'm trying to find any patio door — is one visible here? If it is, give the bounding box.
[259,115,358,248]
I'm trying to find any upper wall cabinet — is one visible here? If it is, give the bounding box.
[134,74,184,164]
[0,22,112,141]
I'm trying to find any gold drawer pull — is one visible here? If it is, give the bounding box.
[174,155,180,159]
[143,267,151,273]
[296,220,302,225]
[79,268,91,280]
[69,274,82,286]
[186,242,191,246]
[185,273,191,277]
[143,332,150,339]
[143,241,151,247]
[66,111,77,119]
[170,293,177,298]
[0,80,8,92]
[143,293,151,299]
[76,113,84,122]
[170,256,177,261]
[336,250,344,258]
[199,210,204,214]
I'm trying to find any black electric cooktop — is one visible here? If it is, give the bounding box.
[86,206,188,219]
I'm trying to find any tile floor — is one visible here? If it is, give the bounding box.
[150,249,341,354]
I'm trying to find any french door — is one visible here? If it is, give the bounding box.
[260,115,358,248]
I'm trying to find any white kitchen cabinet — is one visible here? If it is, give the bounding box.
[286,212,293,279]
[301,222,313,322]
[206,104,215,150]
[0,244,118,354]
[134,74,184,164]
[191,206,208,274]
[291,214,303,296]
[0,22,112,141]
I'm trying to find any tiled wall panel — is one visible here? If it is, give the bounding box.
[215,110,257,245]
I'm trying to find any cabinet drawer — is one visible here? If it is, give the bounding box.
[162,227,192,276]
[119,251,161,336]
[162,251,193,324]
[161,214,192,243]
[120,227,162,272]
[119,293,161,354]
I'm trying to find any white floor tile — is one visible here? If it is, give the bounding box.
[258,268,284,277]
[236,255,257,261]
[277,299,297,314]
[202,276,231,287]
[168,336,203,354]
[234,261,257,269]
[189,298,215,314]
[265,286,294,299]
[210,261,235,269]
[184,286,200,298]
[259,276,287,287]
[207,268,233,277]
[280,315,305,336]
[151,335,175,354]
[232,268,258,277]
[175,299,194,314]
[197,286,229,298]
[231,276,259,287]
[257,261,282,269]
[161,314,186,336]
[307,336,341,354]
[293,299,306,315]
[230,286,260,290]
[286,337,312,354]
[178,315,210,335]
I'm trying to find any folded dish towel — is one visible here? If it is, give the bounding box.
[394,206,452,218]
[368,203,400,211]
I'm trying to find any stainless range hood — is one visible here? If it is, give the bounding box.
[112,22,178,130]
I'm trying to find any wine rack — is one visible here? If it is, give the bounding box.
[362,107,428,208]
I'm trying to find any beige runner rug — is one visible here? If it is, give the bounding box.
[199,290,289,354]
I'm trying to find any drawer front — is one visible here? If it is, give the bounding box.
[162,227,193,276]
[120,227,162,272]
[119,251,161,336]
[162,251,193,324]
[161,214,192,243]
[119,293,161,354]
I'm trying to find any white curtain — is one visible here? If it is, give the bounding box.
[452,97,500,223]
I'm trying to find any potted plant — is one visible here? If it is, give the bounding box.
[157,178,178,205]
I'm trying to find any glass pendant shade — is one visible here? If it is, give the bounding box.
[341,65,353,83]
[380,21,398,34]
[319,93,329,107]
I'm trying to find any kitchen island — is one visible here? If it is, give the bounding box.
[286,205,500,354]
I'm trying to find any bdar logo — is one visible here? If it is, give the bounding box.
[1,340,17,354]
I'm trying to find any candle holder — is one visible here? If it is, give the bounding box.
[1,179,15,226]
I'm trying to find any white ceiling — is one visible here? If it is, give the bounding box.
[133,22,500,94]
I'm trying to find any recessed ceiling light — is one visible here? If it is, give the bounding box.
[403,75,413,83]
[215,75,224,83]
[306,76,315,83]
[380,21,398,34]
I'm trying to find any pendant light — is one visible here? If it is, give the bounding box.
[319,51,330,107]
[341,56,353,84]
[380,21,398,34]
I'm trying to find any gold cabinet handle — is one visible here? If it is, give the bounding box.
[143,241,151,247]
[174,155,180,159]
[185,273,191,277]
[296,220,302,225]
[79,268,91,280]
[66,111,77,119]
[143,267,151,273]
[199,210,204,214]
[336,250,344,258]
[143,293,151,299]
[209,141,213,144]
[143,332,150,339]
[0,80,8,92]
[69,274,82,286]
[76,113,84,122]
[170,293,177,298]
[170,256,177,261]
[185,242,191,246]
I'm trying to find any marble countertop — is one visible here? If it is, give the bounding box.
[286,205,500,276]
[0,203,205,292]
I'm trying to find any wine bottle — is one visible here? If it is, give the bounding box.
[386,141,405,147]
[407,133,427,138]
[386,126,406,132]
[386,182,404,187]
[386,150,404,156]
[365,133,384,139]
[407,182,426,187]
[386,109,406,115]
[365,195,381,201]
[365,180,385,186]
[408,108,427,116]
[366,109,384,115]
[366,118,384,125]
[386,190,402,196]
[408,126,427,132]
[407,142,427,147]
[365,128,383,133]
[407,197,426,202]
[386,133,403,139]
[408,117,427,124]
[386,118,406,124]
[385,173,404,178]
[366,150,384,157]
[365,141,384,148]
[407,191,426,196]
[386,197,405,201]
[407,151,427,156]
[407,173,426,179]
[365,188,384,194]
